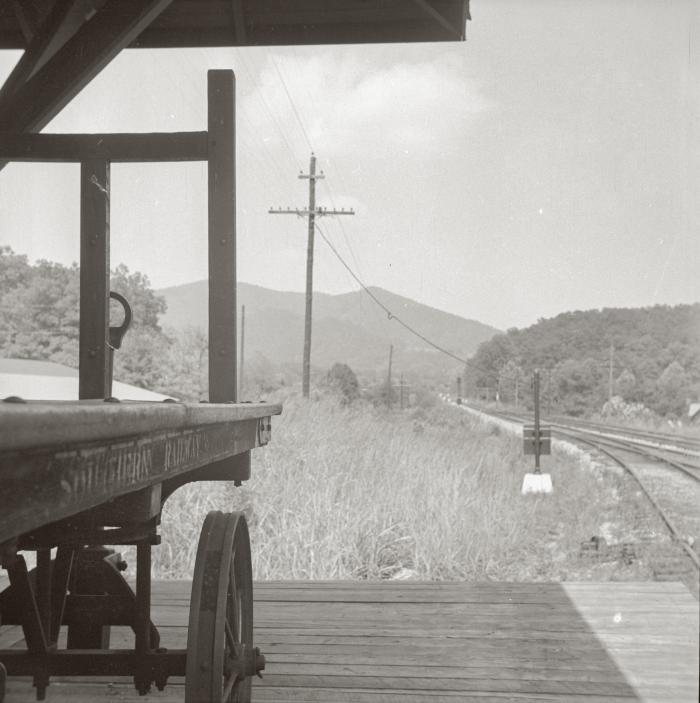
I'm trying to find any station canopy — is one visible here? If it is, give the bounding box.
[0,0,469,134]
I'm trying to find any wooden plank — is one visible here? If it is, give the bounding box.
[207,69,237,403]
[2,680,639,703]
[2,580,697,701]
[79,158,110,400]
[0,131,208,163]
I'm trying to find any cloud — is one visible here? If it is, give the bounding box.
[242,49,491,161]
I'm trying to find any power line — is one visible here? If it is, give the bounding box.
[269,54,314,154]
[314,222,469,366]
[264,54,364,289]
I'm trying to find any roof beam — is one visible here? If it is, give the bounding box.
[0,0,89,104]
[11,0,43,43]
[0,0,174,134]
[0,131,208,163]
[412,0,462,39]
[231,0,247,45]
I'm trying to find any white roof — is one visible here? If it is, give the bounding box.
[0,358,174,402]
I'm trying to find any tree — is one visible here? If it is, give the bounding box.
[498,359,525,405]
[0,249,172,394]
[553,358,604,416]
[110,264,166,331]
[655,361,688,416]
[614,369,636,400]
[326,362,359,404]
[160,326,208,400]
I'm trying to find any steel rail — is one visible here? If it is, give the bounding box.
[460,404,700,573]
[548,415,700,452]
[549,425,700,484]
[552,428,700,572]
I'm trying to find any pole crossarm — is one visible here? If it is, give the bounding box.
[268,207,354,217]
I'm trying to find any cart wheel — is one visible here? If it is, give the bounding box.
[185,511,259,703]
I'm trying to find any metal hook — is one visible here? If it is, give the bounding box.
[108,291,132,350]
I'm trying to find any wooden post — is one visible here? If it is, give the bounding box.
[207,69,237,403]
[386,344,393,408]
[533,370,541,472]
[239,304,245,399]
[79,159,110,399]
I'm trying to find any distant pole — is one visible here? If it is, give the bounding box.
[546,369,552,416]
[301,154,317,399]
[457,376,462,404]
[608,341,614,402]
[386,344,393,408]
[269,153,354,397]
[515,376,519,408]
[239,304,245,399]
[400,373,405,409]
[533,369,541,472]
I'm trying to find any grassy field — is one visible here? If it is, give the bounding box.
[153,393,670,581]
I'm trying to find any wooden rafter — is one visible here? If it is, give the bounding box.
[0,0,88,104]
[0,0,173,134]
[231,0,247,46]
[10,0,44,44]
[412,0,462,39]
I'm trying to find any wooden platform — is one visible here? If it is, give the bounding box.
[2,580,698,702]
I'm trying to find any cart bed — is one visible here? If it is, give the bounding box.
[0,400,281,544]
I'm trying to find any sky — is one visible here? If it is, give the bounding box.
[0,0,698,331]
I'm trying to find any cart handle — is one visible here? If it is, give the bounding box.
[109,291,132,350]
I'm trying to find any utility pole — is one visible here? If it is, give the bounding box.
[239,304,245,399]
[533,370,541,472]
[269,153,354,398]
[608,341,614,402]
[386,344,393,408]
[457,376,462,405]
[400,373,405,410]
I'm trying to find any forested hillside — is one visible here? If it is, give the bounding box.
[465,306,700,418]
[0,247,198,398]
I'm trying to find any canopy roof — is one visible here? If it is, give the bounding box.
[0,1,469,50]
[0,0,469,138]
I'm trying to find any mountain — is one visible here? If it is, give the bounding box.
[466,304,700,416]
[157,281,499,381]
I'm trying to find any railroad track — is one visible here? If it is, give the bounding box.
[459,403,700,588]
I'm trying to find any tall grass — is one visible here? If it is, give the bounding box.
[151,394,641,581]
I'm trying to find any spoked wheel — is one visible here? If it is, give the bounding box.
[185,511,262,703]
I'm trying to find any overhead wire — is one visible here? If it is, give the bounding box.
[265,51,365,286]
[315,221,469,366]
[269,54,314,154]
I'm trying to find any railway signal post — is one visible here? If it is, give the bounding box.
[522,370,553,494]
